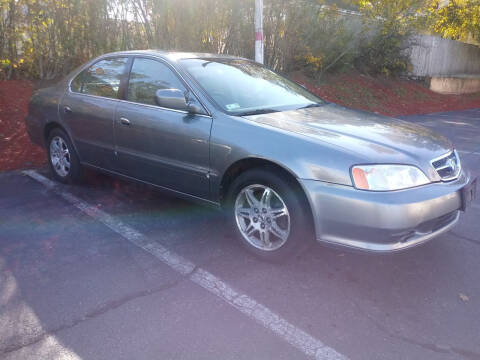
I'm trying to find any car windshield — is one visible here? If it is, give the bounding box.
[179,58,324,116]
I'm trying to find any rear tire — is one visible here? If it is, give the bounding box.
[47,128,83,183]
[226,168,312,262]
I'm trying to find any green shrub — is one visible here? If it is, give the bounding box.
[354,30,411,76]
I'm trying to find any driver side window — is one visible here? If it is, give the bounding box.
[127,58,187,106]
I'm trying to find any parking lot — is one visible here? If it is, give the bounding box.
[1,109,479,360]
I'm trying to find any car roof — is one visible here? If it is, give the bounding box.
[98,50,249,62]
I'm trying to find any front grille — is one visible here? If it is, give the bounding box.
[431,150,461,181]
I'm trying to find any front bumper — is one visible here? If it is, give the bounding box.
[300,171,470,252]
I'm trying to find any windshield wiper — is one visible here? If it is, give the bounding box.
[236,108,281,116]
[297,103,324,110]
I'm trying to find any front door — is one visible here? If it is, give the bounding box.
[114,57,212,199]
[61,57,129,169]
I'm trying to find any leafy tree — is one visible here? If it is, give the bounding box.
[299,6,360,76]
[427,0,480,44]
[353,0,428,76]
[3,0,476,80]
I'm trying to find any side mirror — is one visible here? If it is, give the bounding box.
[155,89,188,112]
[155,89,207,115]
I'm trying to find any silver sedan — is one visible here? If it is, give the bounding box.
[25,50,477,261]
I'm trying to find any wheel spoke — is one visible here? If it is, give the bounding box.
[271,206,288,219]
[236,207,250,219]
[244,189,259,207]
[260,230,271,247]
[245,224,256,237]
[51,140,59,153]
[260,188,272,208]
[270,222,288,240]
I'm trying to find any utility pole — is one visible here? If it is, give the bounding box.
[254,0,264,64]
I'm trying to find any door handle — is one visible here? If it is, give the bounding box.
[119,117,131,126]
[64,106,72,114]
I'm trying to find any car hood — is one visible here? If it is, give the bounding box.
[244,103,453,165]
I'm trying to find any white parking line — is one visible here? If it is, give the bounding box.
[23,170,347,360]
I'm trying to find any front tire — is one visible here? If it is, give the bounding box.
[47,128,83,183]
[227,168,312,262]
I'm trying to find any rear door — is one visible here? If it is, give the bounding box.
[114,57,212,199]
[61,57,129,169]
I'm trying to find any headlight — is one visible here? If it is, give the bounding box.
[351,164,430,191]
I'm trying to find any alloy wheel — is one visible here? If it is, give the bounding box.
[234,184,290,251]
[49,136,71,177]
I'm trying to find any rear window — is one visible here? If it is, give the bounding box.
[72,58,128,99]
[70,72,83,93]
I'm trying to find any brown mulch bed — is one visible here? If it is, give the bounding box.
[294,72,480,117]
[0,80,46,171]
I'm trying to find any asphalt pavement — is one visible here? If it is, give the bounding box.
[1,109,479,360]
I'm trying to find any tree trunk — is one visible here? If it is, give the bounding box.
[7,0,17,79]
